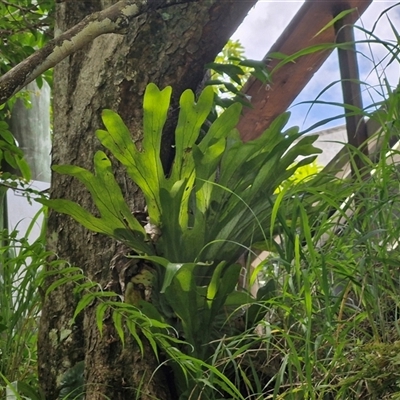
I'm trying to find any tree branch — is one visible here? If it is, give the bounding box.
[0,0,192,104]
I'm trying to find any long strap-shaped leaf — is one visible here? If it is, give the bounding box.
[97,84,171,224]
[40,151,152,254]
[188,114,321,264]
[167,87,214,232]
[170,87,214,182]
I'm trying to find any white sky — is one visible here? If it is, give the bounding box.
[232,1,400,132]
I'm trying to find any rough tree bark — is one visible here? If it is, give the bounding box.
[0,0,196,104]
[37,1,257,399]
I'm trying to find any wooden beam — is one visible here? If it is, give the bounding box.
[238,0,372,142]
[335,10,370,178]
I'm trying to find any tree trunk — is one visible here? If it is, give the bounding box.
[38,1,256,399]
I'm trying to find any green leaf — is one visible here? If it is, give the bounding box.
[46,274,84,295]
[213,262,241,306]
[313,8,357,38]
[39,151,152,254]
[250,68,270,84]
[142,328,159,360]
[161,262,182,293]
[223,82,241,95]
[15,156,31,181]
[126,318,144,355]
[245,279,277,328]
[112,310,125,344]
[171,86,214,181]
[0,127,14,144]
[159,180,187,260]
[14,381,44,400]
[4,150,17,168]
[256,279,277,301]
[205,79,227,86]
[164,264,199,352]
[199,102,242,151]
[224,291,253,307]
[141,84,170,187]
[136,299,166,325]
[73,293,95,320]
[206,62,245,85]
[128,254,170,268]
[98,85,171,224]
[217,263,242,299]
[271,43,347,73]
[95,302,109,336]
[207,261,226,302]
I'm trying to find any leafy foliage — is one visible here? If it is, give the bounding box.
[58,361,84,400]
[206,39,270,109]
[43,84,320,266]
[0,209,49,399]
[0,117,31,180]
[39,83,320,397]
[0,0,53,205]
[0,0,53,79]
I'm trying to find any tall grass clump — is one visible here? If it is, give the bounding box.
[259,155,400,399]
[0,209,49,399]
[197,6,400,399]
[200,114,400,399]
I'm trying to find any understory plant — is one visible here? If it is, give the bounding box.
[244,134,400,399]
[0,210,49,400]
[40,82,321,397]
[212,6,400,398]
